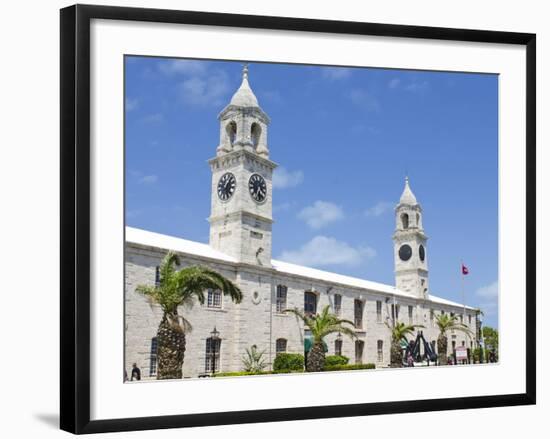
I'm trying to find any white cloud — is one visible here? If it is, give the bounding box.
[272,167,304,189]
[298,201,344,229]
[278,236,376,268]
[140,174,158,184]
[476,281,498,299]
[125,97,139,111]
[158,59,207,76]
[348,88,380,112]
[478,301,498,317]
[365,201,394,217]
[178,70,230,107]
[388,78,401,89]
[405,80,429,93]
[142,113,164,124]
[322,67,352,80]
[273,202,293,213]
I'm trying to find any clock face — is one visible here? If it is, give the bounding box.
[248,173,267,203]
[217,172,236,201]
[419,244,425,261]
[399,244,412,261]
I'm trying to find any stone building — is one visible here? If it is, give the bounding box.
[125,66,479,379]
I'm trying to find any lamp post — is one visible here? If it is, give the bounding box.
[210,327,220,375]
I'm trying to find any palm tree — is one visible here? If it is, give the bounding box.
[284,305,357,372]
[435,313,473,365]
[136,251,242,379]
[386,322,425,367]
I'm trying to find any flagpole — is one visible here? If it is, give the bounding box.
[461,260,466,316]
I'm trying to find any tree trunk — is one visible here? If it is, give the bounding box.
[437,334,447,366]
[307,342,326,372]
[390,340,403,368]
[156,312,186,379]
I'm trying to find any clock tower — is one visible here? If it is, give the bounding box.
[208,65,276,266]
[393,177,429,299]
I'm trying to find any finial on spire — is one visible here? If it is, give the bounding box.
[228,62,259,108]
[400,175,418,205]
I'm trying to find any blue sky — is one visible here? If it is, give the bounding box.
[125,56,499,328]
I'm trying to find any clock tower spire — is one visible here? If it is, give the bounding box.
[208,64,276,266]
[393,177,429,299]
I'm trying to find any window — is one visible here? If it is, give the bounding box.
[401,213,409,229]
[226,121,237,145]
[416,213,420,227]
[276,285,287,313]
[354,299,363,329]
[355,340,364,364]
[460,314,464,324]
[251,123,261,148]
[461,340,465,347]
[377,340,383,362]
[205,337,221,373]
[376,301,382,323]
[468,314,472,325]
[149,337,158,377]
[276,338,287,354]
[408,305,414,324]
[430,309,434,324]
[335,339,343,356]
[207,289,222,308]
[304,292,317,315]
[391,304,400,322]
[333,294,342,316]
[154,266,160,287]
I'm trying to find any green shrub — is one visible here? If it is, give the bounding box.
[273,353,304,371]
[323,363,375,372]
[213,369,302,377]
[213,371,271,377]
[325,355,349,367]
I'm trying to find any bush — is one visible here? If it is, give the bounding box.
[325,355,349,367]
[273,353,304,371]
[213,369,303,377]
[323,363,375,372]
[213,371,272,377]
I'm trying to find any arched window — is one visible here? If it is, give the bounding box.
[304,291,317,315]
[226,121,237,145]
[276,285,287,313]
[401,213,409,229]
[335,339,343,356]
[276,338,287,354]
[416,213,420,227]
[377,340,383,362]
[205,337,221,374]
[251,123,261,148]
[355,340,364,364]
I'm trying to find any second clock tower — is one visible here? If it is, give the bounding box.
[393,177,429,299]
[208,65,276,266]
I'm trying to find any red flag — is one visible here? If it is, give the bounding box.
[462,263,469,275]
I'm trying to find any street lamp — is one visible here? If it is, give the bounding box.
[210,327,220,375]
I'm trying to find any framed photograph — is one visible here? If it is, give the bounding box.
[60,4,536,434]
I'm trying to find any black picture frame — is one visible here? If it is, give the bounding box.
[60,4,536,434]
